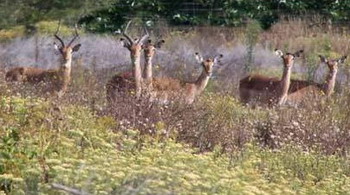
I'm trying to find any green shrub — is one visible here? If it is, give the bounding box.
[0,26,26,41]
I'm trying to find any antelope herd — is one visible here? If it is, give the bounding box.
[3,21,348,108]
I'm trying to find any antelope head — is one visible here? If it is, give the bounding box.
[195,53,223,76]
[142,39,165,59]
[275,49,304,68]
[53,21,81,67]
[319,55,347,72]
[120,21,149,59]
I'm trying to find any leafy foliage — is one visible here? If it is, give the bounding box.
[0,0,113,30]
[1,0,350,33]
[79,0,350,32]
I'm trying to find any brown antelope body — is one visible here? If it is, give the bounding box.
[105,21,222,105]
[5,22,81,97]
[106,21,149,104]
[142,39,165,93]
[239,49,303,106]
[151,53,223,104]
[287,55,347,104]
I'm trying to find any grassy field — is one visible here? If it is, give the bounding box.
[1,19,350,194]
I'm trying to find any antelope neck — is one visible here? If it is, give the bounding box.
[131,53,143,97]
[144,56,153,80]
[58,57,72,77]
[324,69,337,96]
[277,65,292,105]
[61,57,72,69]
[131,54,142,78]
[194,69,211,94]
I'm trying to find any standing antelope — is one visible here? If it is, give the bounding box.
[5,22,81,97]
[287,55,347,104]
[239,49,303,106]
[142,39,165,83]
[106,21,149,104]
[151,53,223,104]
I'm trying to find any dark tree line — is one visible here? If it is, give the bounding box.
[1,0,350,32]
[0,0,113,29]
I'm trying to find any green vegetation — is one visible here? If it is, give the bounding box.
[79,0,350,32]
[0,0,114,29]
[1,96,350,194]
[2,0,350,32]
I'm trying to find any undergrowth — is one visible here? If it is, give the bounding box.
[0,96,350,194]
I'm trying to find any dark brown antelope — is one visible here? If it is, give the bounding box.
[239,49,304,106]
[142,39,165,82]
[5,22,81,97]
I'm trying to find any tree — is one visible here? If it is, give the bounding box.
[0,0,114,29]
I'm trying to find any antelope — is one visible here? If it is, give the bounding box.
[5,22,81,97]
[106,21,149,104]
[151,53,223,104]
[239,49,304,106]
[142,39,165,83]
[287,55,347,104]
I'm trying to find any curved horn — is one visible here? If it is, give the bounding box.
[67,24,79,47]
[54,20,65,47]
[137,25,149,44]
[122,21,134,45]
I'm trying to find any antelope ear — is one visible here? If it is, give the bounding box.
[274,49,284,57]
[319,55,328,63]
[53,42,60,50]
[53,42,61,54]
[142,39,152,49]
[214,54,223,64]
[293,50,304,57]
[72,44,81,52]
[194,52,203,63]
[156,40,165,48]
[120,38,128,47]
[338,55,347,63]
